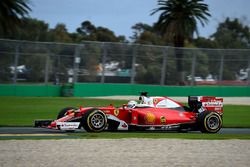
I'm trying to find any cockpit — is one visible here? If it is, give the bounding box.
[127,95,183,109]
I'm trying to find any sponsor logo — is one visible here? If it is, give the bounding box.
[202,101,223,107]
[56,122,80,130]
[103,110,111,114]
[145,112,156,124]
[114,109,119,116]
[214,107,222,111]
[160,116,166,124]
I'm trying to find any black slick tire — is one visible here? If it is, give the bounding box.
[197,111,222,133]
[82,108,107,132]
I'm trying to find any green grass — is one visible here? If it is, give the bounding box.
[0,97,126,126]
[1,133,250,140]
[0,97,249,128]
[223,105,250,128]
[69,132,250,140]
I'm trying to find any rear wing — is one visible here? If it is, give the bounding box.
[188,96,223,114]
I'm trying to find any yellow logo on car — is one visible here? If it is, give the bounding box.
[114,109,119,116]
[145,112,155,124]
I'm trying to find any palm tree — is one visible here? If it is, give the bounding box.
[0,0,31,34]
[151,0,210,84]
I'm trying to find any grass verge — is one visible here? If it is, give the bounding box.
[69,132,250,140]
[0,97,126,126]
[0,132,249,140]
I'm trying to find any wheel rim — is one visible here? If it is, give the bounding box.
[90,113,105,129]
[206,115,220,130]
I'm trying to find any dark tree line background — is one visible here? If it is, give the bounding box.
[0,0,249,48]
[1,16,249,49]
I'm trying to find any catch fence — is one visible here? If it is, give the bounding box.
[0,39,249,86]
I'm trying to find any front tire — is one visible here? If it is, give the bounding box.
[82,108,107,132]
[197,111,222,133]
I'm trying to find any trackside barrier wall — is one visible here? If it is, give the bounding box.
[0,84,61,96]
[0,84,249,97]
[73,83,250,97]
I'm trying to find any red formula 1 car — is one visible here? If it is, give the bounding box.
[35,93,223,133]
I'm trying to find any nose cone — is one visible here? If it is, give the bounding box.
[50,121,57,128]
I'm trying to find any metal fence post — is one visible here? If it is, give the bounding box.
[248,57,250,85]
[73,45,81,83]
[160,47,168,85]
[44,54,50,85]
[101,43,107,84]
[13,44,19,84]
[190,52,197,86]
[219,54,224,84]
[130,45,137,84]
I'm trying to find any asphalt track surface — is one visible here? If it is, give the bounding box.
[0,127,250,134]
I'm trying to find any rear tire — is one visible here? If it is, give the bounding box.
[82,108,107,132]
[197,111,222,133]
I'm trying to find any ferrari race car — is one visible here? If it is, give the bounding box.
[35,93,223,133]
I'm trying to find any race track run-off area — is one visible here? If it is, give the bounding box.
[0,127,250,167]
[0,139,249,167]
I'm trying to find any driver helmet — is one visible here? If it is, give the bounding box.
[127,100,138,108]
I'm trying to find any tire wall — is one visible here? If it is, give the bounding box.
[74,83,250,97]
[0,83,249,97]
[0,84,61,96]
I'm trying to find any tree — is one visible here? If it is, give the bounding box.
[49,23,72,42]
[131,23,154,40]
[151,0,210,84]
[77,21,96,36]
[211,18,250,80]
[0,0,31,35]
[15,18,50,41]
[76,20,126,42]
[211,18,250,49]
[130,23,166,84]
[193,37,218,48]
[131,22,164,45]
